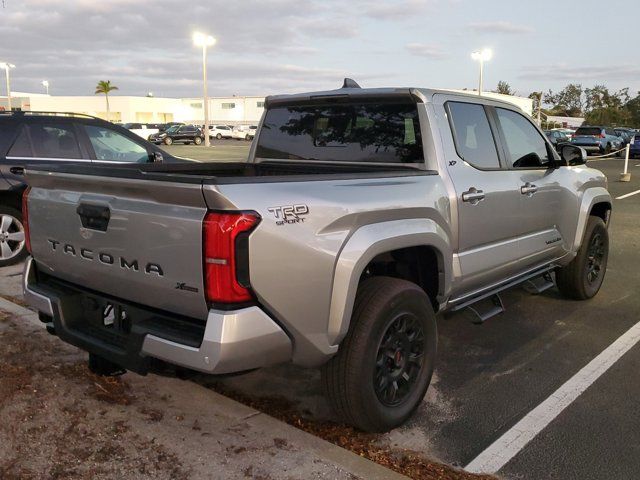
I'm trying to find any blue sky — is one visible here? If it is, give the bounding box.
[0,0,637,98]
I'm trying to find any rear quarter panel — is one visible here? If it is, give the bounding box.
[205,174,452,366]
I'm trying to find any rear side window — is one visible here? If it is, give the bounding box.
[496,108,549,169]
[255,101,423,164]
[84,125,149,163]
[25,124,82,159]
[447,102,500,169]
[7,126,33,157]
[575,127,602,136]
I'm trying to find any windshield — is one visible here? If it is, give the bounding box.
[575,127,602,136]
[255,100,423,164]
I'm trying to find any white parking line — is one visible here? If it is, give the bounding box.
[465,320,640,474]
[616,189,640,200]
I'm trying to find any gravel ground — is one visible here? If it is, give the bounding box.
[0,307,394,480]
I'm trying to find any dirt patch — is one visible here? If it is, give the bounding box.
[0,326,189,480]
[207,383,493,480]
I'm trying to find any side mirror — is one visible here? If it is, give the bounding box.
[152,151,164,163]
[560,144,587,166]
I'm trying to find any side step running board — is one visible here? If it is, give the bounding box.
[466,294,505,324]
[522,272,554,294]
[448,265,557,324]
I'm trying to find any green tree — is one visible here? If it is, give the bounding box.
[623,92,640,128]
[94,80,118,122]
[544,84,584,117]
[495,81,515,96]
[583,85,631,125]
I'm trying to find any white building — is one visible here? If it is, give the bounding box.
[1,90,531,124]
[0,93,265,125]
[183,96,265,125]
[546,115,585,128]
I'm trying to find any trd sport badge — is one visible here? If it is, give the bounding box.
[267,204,309,225]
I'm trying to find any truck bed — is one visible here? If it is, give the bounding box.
[28,160,433,185]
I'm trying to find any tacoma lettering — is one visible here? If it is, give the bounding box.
[46,239,163,277]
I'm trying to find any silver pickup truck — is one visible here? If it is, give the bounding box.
[23,80,611,432]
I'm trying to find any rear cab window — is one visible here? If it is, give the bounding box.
[255,100,423,164]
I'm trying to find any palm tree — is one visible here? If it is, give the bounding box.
[94,80,118,122]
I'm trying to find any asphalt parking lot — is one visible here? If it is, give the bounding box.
[159,138,251,162]
[2,153,639,479]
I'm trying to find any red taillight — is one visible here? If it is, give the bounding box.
[21,187,31,253]
[203,211,260,304]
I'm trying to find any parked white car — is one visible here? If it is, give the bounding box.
[207,125,233,139]
[122,123,160,141]
[231,125,258,141]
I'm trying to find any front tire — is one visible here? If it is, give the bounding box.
[322,277,437,432]
[0,206,27,267]
[216,133,222,140]
[556,216,609,300]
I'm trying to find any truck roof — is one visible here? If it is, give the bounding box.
[265,79,523,111]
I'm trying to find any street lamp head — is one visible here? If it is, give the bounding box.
[0,62,15,70]
[41,80,49,87]
[193,32,216,47]
[471,49,492,62]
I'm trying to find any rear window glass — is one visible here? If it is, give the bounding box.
[27,124,82,159]
[7,126,33,157]
[255,101,423,164]
[575,127,602,136]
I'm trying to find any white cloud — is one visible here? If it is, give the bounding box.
[467,21,535,34]
[405,43,447,59]
[519,64,640,81]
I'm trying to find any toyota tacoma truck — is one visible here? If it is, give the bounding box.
[22,80,611,432]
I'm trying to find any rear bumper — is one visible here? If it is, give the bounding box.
[23,257,292,375]
[572,144,601,152]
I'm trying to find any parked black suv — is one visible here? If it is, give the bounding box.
[149,124,205,145]
[0,111,179,266]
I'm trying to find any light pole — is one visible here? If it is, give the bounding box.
[0,62,15,111]
[41,80,49,95]
[193,32,216,147]
[471,49,492,96]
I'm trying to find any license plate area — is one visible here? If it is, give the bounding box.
[73,296,136,351]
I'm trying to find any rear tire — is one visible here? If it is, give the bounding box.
[194,136,202,145]
[556,216,609,300]
[322,277,437,432]
[0,206,27,267]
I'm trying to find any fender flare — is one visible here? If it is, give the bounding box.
[573,187,611,252]
[327,218,452,346]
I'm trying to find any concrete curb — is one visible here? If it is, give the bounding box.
[0,295,408,480]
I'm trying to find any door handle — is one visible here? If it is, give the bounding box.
[76,203,111,231]
[521,182,538,196]
[462,187,485,204]
[9,167,24,175]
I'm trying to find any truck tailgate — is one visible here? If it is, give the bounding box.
[26,171,209,320]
